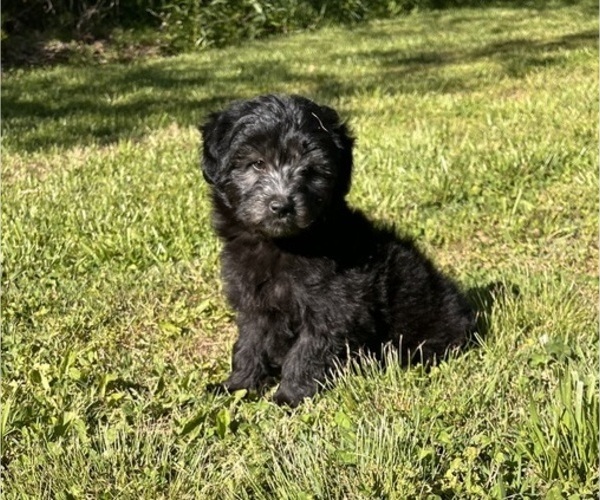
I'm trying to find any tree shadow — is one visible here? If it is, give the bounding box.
[347,28,597,82]
[3,7,597,153]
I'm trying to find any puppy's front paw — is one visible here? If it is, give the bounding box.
[272,385,308,408]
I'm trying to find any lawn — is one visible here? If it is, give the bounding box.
[2,2,598,498]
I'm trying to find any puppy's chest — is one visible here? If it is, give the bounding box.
[221,244,325,312]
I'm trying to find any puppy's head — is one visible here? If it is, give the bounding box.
[201,94,354,238]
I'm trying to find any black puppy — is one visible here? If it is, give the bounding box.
[201,94,474,407]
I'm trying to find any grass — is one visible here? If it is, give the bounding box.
[2,2,598,498]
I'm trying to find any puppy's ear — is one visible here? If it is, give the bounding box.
[200,111,230,185]
[317,105,355,197]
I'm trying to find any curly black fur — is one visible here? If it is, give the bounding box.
[201,94,475,407]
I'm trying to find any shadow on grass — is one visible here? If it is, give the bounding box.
[344,28,597,86]
[466,281,521,343]
[3,10,597,152]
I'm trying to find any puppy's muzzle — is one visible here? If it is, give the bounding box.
[268,195,294,218]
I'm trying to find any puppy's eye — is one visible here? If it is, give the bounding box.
[250,159,266,172]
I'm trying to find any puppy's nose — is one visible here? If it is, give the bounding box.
[269,197,294,217]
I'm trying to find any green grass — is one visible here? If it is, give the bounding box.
[2,3,598,498]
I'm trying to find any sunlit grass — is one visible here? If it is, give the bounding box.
[2,3,598,497]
